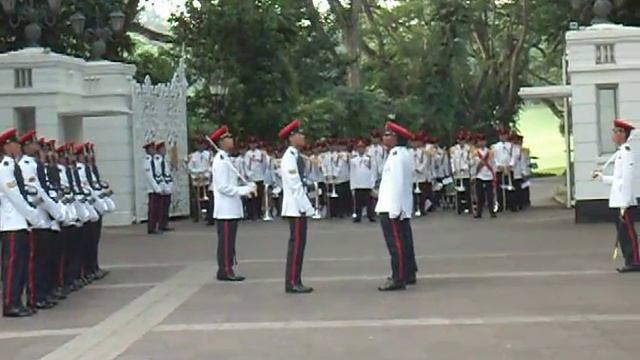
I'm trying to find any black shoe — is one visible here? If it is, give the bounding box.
[378,278,406,291]
[45,296,59,306]
[616,266,640,273]
[473,215,481,219]
[60,287,71,297]
[3,306,32,318]
[34,301,56,310]
[52,288,67,300]
[406,276,417,285]
[352,219,361,223]
[207,221,215,226]
[217,274,246,282]
[369,218,377,223]
[25,306,38,315]
[94,269,109,280]
[285,284,314,294]
[160,227,175,232]
[147,229,162,235]
[490,213,497,218]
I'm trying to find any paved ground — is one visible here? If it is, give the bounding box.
[2,178,640,360]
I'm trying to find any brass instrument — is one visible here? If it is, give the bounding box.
[191,170,210,202]
[413,182,422,194]
[312,182,323,219]
[263,183,274,221]
[352,190,357,219]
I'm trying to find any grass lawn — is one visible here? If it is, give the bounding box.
[517,104,566,175]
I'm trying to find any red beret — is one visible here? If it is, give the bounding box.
[209,126,230,142]
[0,128,18,146]
[155,140,166,149]
[278,119,301,140]
[38,137,46,146]
[370,129,382,138]
[356,139,367,147]
[18,129,37,145]
[55,144,67,154]
[614,118,635,132]
[476,134,487,141]
[385,121,414,140]
[46,139,56,148]
[73,143,85,155]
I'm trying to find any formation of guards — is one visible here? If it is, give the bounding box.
[185,126,533,224]
[179,120,534,292]
[1,128,116,317]
[143,138,175,234]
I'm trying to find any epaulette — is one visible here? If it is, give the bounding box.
[219,153,226,160]
[624,145,631,151]
[3,161,9,166]
[145,155,151,160]
[391,150,397,156]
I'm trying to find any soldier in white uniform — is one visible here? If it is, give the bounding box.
[593,118,640,273]
[375,121,417,291]
[350,139,376,223]
[143,140,163,234]
[210,126,256,281]
[367,129,385,180]
[156,141,174,231]
[510,133,525,212]
[244,137,269,220]
[491,127,513,212]
[188,138,214,224]
[279,119,315,294]
[1,128,41,317]
[472,134,497,219]
[450,130,472,215]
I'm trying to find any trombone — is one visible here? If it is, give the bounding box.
[312,182,323,219]
[263,183,274,221]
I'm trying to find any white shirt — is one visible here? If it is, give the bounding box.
[350,153,376,190]
[280,146,314,217]
[492,141,513,169]
[367,144,385,177]
[473,147,495,181]
[450,143,471,178]
[411,148,428,182]
[600,143,637,209]
[144,154,162,194]
[511,145,524,179]
[0,155,39,231]
[375,146,413,219]
[212,150,253,219]
[244,149,269,182]
[188,150,212,174]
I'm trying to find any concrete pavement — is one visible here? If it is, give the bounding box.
[1,179,639,359]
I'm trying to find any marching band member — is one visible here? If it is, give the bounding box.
[244,137,269,221]
[450,130,472,214]
[492,127,513,212]
[210,126,256,281]
[520,137,532,209]
[593,119,640,273]
[156,141,174,231]
[367,129,385,179]
[335,139,351,217]
[143,139,163,234]
[1,128,41,317]
[510,133,524,212]
[188,138,214,224]
[375,121,416,291]
[279,119,315,294]
[411,133,428,216]
[269,146,284,217]
[473,134,497,219]
[350,139,376,223]
[431,136,449,210]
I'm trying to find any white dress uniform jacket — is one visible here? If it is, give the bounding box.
[18,155,64,226]
[600,142,637,209]
[491,141,513,170]
[244,149,269,182]
[144,154,162,194]
[375,147,413,219]
[77,162,108,215]
[0,155,39,231]
[367,144,385,178]
[450,144,471,178]
[280,146,314,217]
[154,155,170,194]
[212,150,253,220]
[350,153,376,190]
[335,152,350,183]
[188,150,212,174]
[511,145,524,179]
[411,147,428,183]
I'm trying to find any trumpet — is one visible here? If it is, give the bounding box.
[502,171,515,191]
[263,183,274,221]
[455,177,466,192]
[413,181,422,194]
[329,181,339,198]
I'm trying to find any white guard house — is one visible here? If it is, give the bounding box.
[0,48,189,226]
[520,24,640,222]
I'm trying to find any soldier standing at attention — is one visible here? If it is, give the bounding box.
[279,119,315,294]
[375,121,416,291]
[593,118,640,273]
[143,140,162,234]
[210,126,256,281]
[0,128,41,317]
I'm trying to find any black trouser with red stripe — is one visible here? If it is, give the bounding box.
[28,229,52,305]
[147,193,161,232]
[285,217,308,288]
[475,180,496,217]
[379,214,417,283]
[2,230,29,312]
[615,207,640,267]
[160,194,171,229]
[216,219,239,278]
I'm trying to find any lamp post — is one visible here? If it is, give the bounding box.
[209,74,229,122]
[69,7,125,60]
[0,0,62,47]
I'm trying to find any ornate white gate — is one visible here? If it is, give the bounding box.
[132,61,189,222]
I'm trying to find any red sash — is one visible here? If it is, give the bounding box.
[476,149,496,186]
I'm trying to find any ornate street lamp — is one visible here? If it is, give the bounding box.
[0,0,61,47]
[592,0,613,25]
[69,7,126,60]
[209,73,229,121]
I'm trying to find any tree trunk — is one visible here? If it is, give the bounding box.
[345,0,362,88]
